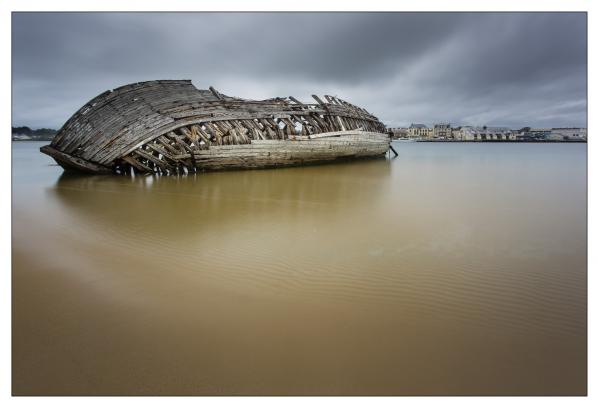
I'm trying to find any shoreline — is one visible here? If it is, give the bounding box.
[392,139,587,143]
[12,139,54,142]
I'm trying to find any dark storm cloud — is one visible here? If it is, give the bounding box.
[12,12,586,129]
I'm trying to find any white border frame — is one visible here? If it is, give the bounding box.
[2,1,594,407]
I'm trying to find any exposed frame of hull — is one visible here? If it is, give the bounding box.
[40,80,389,175]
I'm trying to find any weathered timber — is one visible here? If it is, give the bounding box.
[41,80,389,175]
[40,145,112,174]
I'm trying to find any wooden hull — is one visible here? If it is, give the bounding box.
[39,80,389,175]
[178,131,389,171]
[42,131,389,173]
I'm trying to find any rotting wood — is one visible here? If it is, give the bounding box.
[40,80,389,175]
[122,155,154,174]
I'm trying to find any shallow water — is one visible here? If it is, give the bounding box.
[12,141,586,395]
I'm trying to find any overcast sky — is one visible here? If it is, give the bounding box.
[12,12,587,129]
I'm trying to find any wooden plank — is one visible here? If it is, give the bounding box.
[134,147,172,173]
[122,154,154,173]
[312,95,326,105]
[146,142,177,161]
[209,86,223,100]
[288,96,304,105]
[157,135,183,155]
[40,145,112,174]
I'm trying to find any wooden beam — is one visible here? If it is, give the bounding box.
[209,86,223,100]
[312,95,326,105]
[122,154,154,173]
[289,96,304,105]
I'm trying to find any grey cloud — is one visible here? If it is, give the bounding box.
[12,12,586,129]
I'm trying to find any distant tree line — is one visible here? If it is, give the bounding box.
[12,126,57,141]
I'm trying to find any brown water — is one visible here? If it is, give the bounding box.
[12,141,586,395]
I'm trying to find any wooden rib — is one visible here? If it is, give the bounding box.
[122,155,153,173]
[157,135,182,155]
[146,142,177,161]
[312,95,326,105]
[289,96,304,105]
[135,148,172,173]
[209,86,223,100]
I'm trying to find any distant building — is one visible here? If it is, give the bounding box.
[547,128,587,141]
[387,127,410,139]
[433,123,451,139]
[517,128,551,140]
[456,126,515,141]
[451,127,462,139]
[408,123,433,139]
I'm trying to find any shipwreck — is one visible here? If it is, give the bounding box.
[40,80,390,175]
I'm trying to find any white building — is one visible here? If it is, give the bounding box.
[548,128,587,141]
[408,124,433,139]
[455,126,516,141]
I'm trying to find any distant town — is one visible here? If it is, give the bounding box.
[12,126,57,141]
[12,124,588,143]
[387,124,587,142]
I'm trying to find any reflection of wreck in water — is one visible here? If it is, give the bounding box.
[48,160,392,238]
[41,80,390,175]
